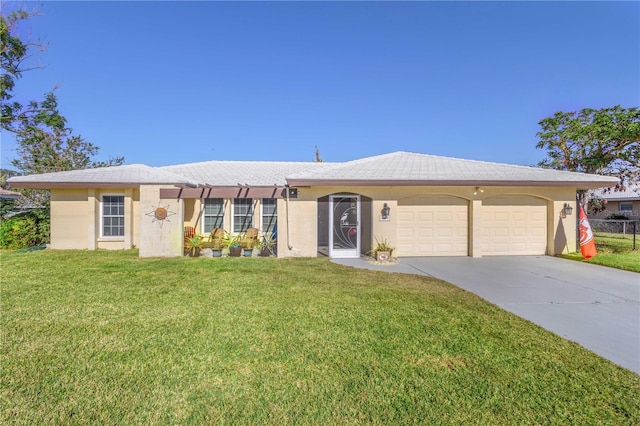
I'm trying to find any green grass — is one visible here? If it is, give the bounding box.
[561,232,640,272]
[2,250,639,424]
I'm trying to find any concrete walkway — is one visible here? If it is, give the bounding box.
[332,256,640,374]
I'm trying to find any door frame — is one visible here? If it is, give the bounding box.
[329,194,361,258]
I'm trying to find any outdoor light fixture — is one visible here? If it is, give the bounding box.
[381,203,391,219]
[473,187,484,196]
[562,203,574,217]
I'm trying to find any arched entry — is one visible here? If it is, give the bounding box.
[317,194,371,258]
[329,194,360,258]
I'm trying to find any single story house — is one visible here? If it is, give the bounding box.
[8,151,618,258]
[0,188,22,200]
[591,184,640,220]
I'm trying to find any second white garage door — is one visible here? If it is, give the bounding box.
[398,195,468,256]
[481,195,548,255]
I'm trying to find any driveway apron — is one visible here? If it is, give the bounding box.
[333,256,640,374]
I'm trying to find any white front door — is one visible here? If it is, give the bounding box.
[329,195,360,258]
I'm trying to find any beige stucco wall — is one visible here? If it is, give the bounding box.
[51,185,579,258]
[278,186,578,258]
[138,185,184,257]
[592,200,640,220]
[50,188,139,250]
[50,189,90,249]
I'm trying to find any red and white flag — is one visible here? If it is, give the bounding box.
[578,204,597,259]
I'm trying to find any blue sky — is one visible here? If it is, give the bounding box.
[2,1,638,169]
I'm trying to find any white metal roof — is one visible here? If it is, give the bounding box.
[7,151,619,189]
[286,152,620,188]
[594,184,640,201]
[160,160,333,186]
[8,164,196,189]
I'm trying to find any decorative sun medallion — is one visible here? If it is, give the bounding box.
[146,202,175,227]
[154,207,168,221]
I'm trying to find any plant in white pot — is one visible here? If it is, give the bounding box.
[372,237,394,262]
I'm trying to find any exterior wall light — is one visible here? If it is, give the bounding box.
[562,203,574,218]
[380,203,391,221]
[473,187,484,196]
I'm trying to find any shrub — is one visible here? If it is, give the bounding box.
[0,198,18,219]
[606,212,630,220]
[0,208,50,249]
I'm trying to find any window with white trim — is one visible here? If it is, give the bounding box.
[619,202,633,212]
[232,198,253,233]
[203,198,224,232]
[261,198,277,234]
[102,195,124,237]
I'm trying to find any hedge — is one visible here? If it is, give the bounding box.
[0,208,50,249]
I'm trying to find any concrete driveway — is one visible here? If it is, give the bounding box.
[332,256,640,374]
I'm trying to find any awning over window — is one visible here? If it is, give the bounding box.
[160,185,286,199]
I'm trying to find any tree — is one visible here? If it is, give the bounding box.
[1,7,50,131]
[0,168,20,190]
[10,92,124,207]
[2,6,124,208]
[536,106,640,206]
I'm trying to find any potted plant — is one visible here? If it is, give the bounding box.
[257,234,277,257]
[210,235,227,257]
[372,237,394,262]
[185,234,203,257]
[227,233,242,257]
[240,235,255,257]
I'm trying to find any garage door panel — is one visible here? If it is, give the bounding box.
[495,212,510,221]
[531,228,545,237]
[481,196,547,256]
[418,229,434,238]
[418,212,434,221]
[512,227,527,237]
[399,211,415,222]
[398,196,468,257]
[437,211,454,221]
[512,211,527,221]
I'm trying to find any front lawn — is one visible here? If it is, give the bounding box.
[2,250,638,424]
[561,232,640,272]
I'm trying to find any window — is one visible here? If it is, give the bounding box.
[233,198,253,233]
[261,198,277,234]
[203,198,224,232]
[102,195,124,237]
[620,202,633,212]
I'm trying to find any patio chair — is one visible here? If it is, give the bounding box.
[210,228,225,239]
[245,227,259,239]
[184,226,196,255]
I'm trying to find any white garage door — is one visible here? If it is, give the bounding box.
[398,196,468,256]
[481,195,547,255]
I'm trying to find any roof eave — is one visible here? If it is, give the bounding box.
[7,182,176,189]
[285,179,619,189]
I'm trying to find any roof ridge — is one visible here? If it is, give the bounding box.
[160,159,336,169]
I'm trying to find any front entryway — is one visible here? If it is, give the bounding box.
[329,195,360,258]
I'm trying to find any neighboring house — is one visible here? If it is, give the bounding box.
[8,151,618,258]
[0,188,21,200]
[591,184,640,219]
